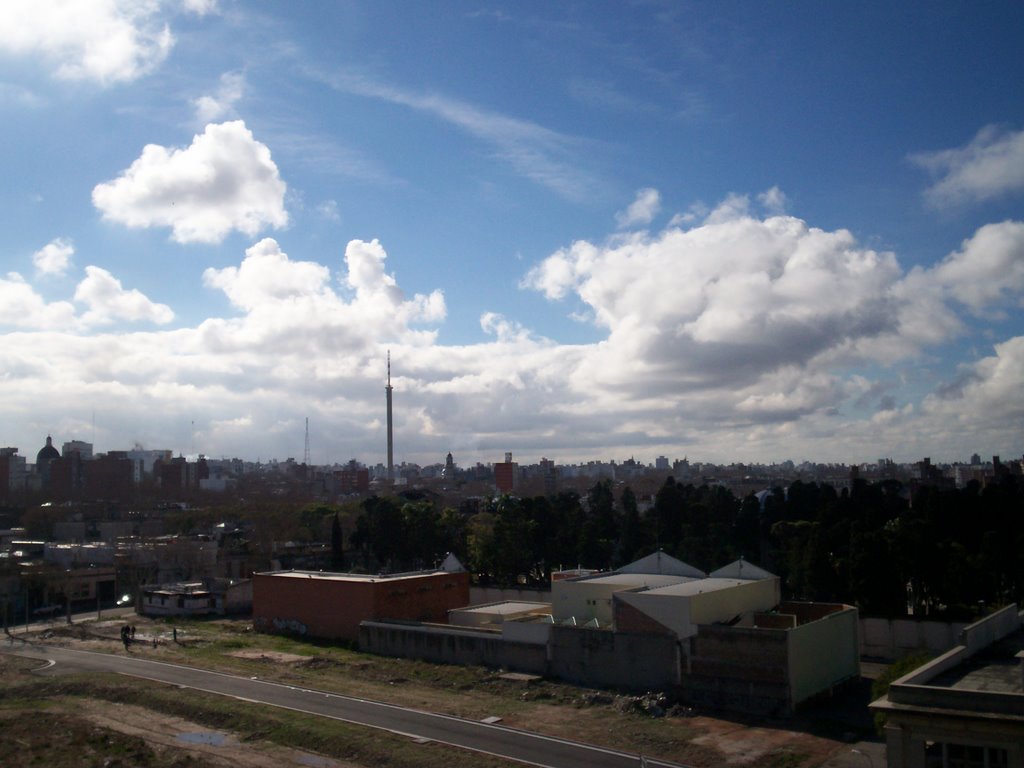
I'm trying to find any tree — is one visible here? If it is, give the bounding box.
[330,512,344,570]
[351,496,405,571]
[580,480,619,569]
[653,477,685,554]
[617,485,648,566]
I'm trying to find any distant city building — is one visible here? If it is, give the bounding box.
[84,452,135,499]
[494,452,517,494]
[0,448,32,498]
[36,435,60,486]
[540,457,558,496]
[62,440,93,460]
[334,466,369,494]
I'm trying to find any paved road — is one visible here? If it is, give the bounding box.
[4,642,687,768]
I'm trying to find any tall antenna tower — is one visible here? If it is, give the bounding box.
[303,416,310,466]
[386,351,394,483]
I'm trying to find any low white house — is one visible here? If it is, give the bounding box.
[139,578,252,617]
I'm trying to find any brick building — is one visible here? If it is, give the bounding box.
[253,566,470,642]
[494,452,517,494]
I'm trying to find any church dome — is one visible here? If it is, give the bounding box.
[36,435,60,465]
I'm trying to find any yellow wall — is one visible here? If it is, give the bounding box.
[688,578,779,625]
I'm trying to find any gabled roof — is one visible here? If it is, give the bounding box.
[440,552,466,573]
[709,559,775,581]
[616,551,706,578]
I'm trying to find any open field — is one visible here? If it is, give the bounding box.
[1,614,878,767]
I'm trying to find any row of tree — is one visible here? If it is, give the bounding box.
[337,473,1024,619]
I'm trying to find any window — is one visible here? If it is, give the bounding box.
[926,741,1008,768]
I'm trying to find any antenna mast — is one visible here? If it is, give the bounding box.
[304,416,310,466]
[386,351,394,483]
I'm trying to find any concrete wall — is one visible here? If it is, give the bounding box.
[859,606,1020,660]
[359,621,547,674]
[960,604,1021,655]
[788,606,859,704]
[547,625,679,691]
[503,618,552,645]
[860,616,968,659]
[684,624,791,716]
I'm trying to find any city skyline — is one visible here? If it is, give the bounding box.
[2,3,1023,466]
[5,427,1013,474]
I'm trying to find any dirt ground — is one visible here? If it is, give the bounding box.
[70,699,357,768]
[3,614,877,768]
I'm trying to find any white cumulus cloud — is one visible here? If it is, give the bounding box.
[931,220,1024,312]
[523,198,1024,432]
[0,272,77,329]
[203,238,333,317]
[912,125,1024,207]
[916,336,1024,452]
[616,187,661,228]
[201,238,445,357]
[92,121,288,244]
[193,71,245,124]
[33,237,74,276]
[2,203,1022,465]
[74,266,174,326]
[0,0,176,85]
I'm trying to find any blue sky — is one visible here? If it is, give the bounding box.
[1,1,1023,467]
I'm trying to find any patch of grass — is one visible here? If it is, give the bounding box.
[0,710,214,768]
[0,674,514,768]
[760,749,809,768]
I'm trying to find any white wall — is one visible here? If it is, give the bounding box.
[552,579,622,625]
[788,607,860,704]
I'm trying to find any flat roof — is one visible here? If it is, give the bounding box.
[645,577,752,597]
[928,630,1024,694]
[574,573,695,589]
[456,601,550,615]
[257,569,452,583]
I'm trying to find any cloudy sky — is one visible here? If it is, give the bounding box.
[2,1,1023,468]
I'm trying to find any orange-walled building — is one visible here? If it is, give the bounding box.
[252,568,470,642]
